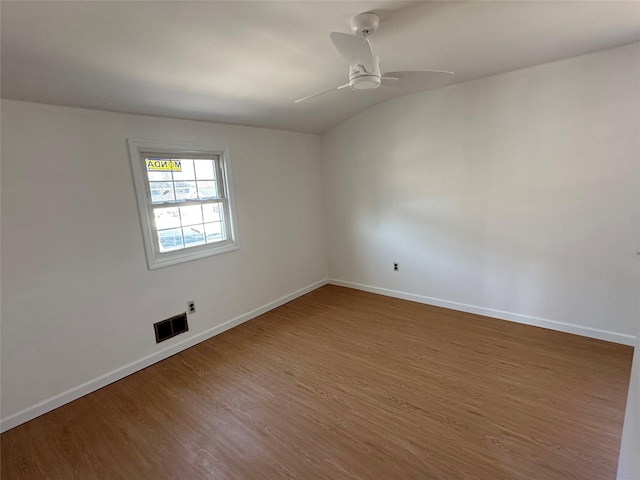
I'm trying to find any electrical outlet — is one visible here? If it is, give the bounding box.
[394,262,399,271]
[187,300,196,314]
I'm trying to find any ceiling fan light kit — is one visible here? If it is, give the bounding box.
[295,11,454,103]
[348,61,381,90]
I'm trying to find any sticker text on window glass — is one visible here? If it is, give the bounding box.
[146,158,183,172]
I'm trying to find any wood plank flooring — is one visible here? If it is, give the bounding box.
[1,285,634,479]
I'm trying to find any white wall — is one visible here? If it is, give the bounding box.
[0,100,327,429]
[322,42,640,343]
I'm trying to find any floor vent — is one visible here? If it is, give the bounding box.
[154,312,189,343]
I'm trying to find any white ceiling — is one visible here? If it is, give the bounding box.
[2,1,639,134]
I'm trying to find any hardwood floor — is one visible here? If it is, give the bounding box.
[1,285,634,479]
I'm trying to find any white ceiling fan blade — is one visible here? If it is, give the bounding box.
[381,70,454,91]
[295,83,350,104]
[330,32,374,71]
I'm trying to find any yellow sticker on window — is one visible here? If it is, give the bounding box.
[146,159,182,172]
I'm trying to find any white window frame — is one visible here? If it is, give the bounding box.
[128,138,239,270]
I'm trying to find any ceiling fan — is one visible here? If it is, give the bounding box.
[295,12,454,104]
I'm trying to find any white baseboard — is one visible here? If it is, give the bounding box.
[328,279,637,347]
[0,279,328,433]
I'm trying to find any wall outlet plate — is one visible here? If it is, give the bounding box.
[187,301,196,314]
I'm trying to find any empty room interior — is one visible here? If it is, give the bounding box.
[1,1,639,479]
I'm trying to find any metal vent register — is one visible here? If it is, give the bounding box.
[154,313,188,343]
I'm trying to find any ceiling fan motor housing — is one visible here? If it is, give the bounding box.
[349,56,381,90]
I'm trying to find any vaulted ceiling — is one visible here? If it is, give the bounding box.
[2,1,639,134]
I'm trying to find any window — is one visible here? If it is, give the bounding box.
[128,139,238,269]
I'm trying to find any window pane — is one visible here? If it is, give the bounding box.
[149,182,175,203]
[183,226,206,248]
[172,159,195,180]
[194,159,215,180]
[202,203,222,223]
[180,205,203,226]
[157,228,183,252]
[174,181,196,201]
[205,222,224,243]
[154,207,181,230]
[197,180,218,199]
[148,171,172,181]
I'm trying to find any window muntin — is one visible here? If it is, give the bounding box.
[128,140,238,270]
